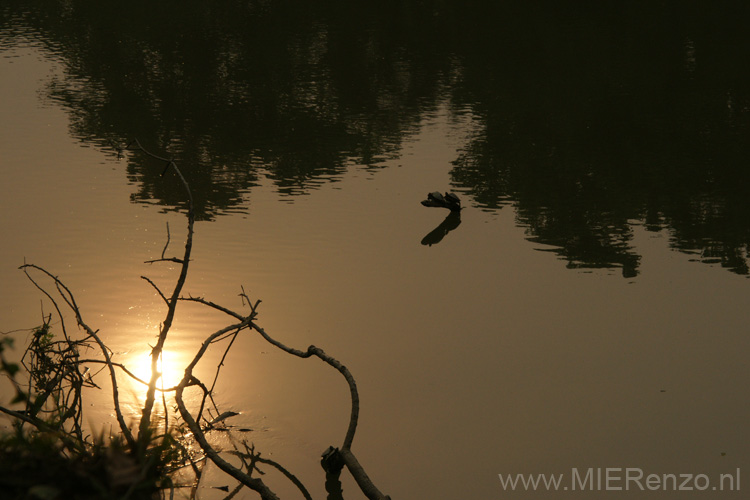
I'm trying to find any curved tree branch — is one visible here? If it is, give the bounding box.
[173,320,282,500]
[249,323,390,499]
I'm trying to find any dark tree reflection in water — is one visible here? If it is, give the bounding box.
[449,2,750,276]
[2,0,750,273]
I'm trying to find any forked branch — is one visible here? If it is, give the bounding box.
[126,139,195,445]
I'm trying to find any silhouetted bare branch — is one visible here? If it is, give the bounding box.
[6,139,391,500]
[18,264,136,450]
[126,139,195,446]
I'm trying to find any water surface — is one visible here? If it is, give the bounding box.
[2,3,750,499]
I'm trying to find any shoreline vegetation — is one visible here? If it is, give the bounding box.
[0,141,391,500]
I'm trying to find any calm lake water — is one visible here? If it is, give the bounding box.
[2,3,750,499]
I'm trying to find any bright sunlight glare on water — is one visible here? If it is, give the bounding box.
[126,349,187,395]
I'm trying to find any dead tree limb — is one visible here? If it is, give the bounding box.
[127,139,195,447]
[173,321,281,500]
[181,290,391,499]
[250,325,390,499]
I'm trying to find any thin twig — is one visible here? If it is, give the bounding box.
[144,257,185,265]
[209,330,240,394]
[162,222,171,260]
[19,264,69,341]
[180,296,246,321]
[141,276,170,306]
[19,264,136,450]
[238,442,313,500]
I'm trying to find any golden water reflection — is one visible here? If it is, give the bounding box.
[3,35,750,500]
[124,348,187,400]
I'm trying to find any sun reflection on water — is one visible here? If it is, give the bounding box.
[126,349,186,398]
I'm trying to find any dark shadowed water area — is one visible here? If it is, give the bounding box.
[2,2,750,499]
